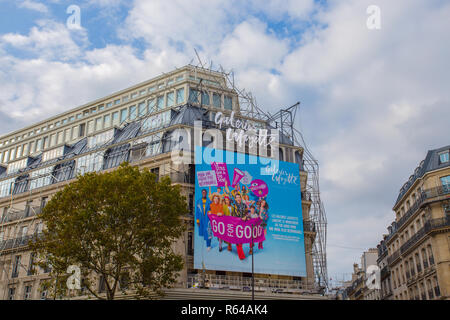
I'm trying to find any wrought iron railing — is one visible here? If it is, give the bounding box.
[397,185,450,231]
[400,217,449,254]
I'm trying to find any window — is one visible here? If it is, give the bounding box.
[188,232,193,255]
[35,139,42,152]
[129,105,137,120]
[12,255,21,278]
[213,93,221,108]
[114,99,120,105]
[148,99,156,113]
[138,102,146,117]
[112,112,119,126]
[87,121,94,135]
[95,117,103,131]
[103,114,111,128]
[439,152,449,164]
[157,96,164,110]
[64,128,71,142]
[201,91,210,105]
[76,153,104,175]
[79,123,86,137]
[27,252,36,276]
[24,285,32,300]
[224,96,232,110]
[42,146,64,162]
[166,92,174,107]
[40,288,48,300]
[0,178,15,198]
[130,143,147,162]
[188,89,199,103]
[7,159,27,174]
[176,88,185,104]
[41,196,48,209]
[8,287,15,300]
[440,175,450,192]
[141,111,171,132]
[87,129,114,148]
[30,166,54,190]
[120,108,128,123]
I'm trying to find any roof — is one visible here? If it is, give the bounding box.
[0,104,295,197]
[394,145,450,206]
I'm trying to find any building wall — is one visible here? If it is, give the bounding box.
[0,66,317,299]
[385,152,449,300]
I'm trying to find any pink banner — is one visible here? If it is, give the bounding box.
[211,162,231,187]
[208,214,266,244]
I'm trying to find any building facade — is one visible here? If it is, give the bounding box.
[345,249,380,300]
[383,146,450,300]
[0,65,321,299]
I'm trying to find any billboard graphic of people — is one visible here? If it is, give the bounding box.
[194,146,306,277]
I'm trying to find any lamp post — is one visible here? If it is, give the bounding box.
[251,223,254,300]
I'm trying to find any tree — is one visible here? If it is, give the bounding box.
[29,163,187,300]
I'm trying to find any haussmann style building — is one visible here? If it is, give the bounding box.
[377,146,450,300]
[0,65,328,300]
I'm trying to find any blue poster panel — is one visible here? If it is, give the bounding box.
[194,146,306,276]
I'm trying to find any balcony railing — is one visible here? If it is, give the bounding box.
[397,185,450,231]
[0,206,41,224]
[400,217,450,254]
[387,249,400,265]
[0,234,35,251]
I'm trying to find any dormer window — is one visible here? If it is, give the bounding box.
[439,151,449,164]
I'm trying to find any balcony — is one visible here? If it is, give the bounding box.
[387,249,400,265]
[396,185,450,231]
[0,234,38,251]
[400,217,450,255]
[0,206,41,224]
[380,266,390,279]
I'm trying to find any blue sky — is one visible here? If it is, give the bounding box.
[1,0,449,287]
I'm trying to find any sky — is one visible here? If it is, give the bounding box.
[0,0,449,287]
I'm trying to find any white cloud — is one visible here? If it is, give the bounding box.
[1,20,88,61]
[17,0,49,13]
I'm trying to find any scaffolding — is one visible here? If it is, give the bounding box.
[188,62,329,291]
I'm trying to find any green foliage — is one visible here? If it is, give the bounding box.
[29,162,187,300]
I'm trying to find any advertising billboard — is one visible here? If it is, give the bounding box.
[194,146,306,277]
